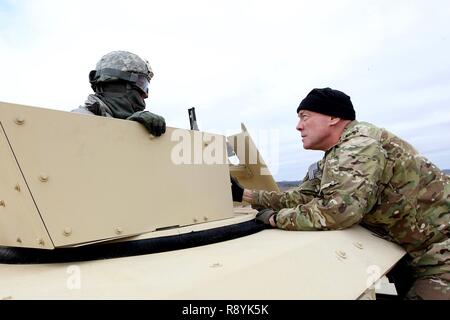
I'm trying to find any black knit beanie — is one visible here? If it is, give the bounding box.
[297,87,355,120]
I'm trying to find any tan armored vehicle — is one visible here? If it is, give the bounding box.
[0,102,405,300]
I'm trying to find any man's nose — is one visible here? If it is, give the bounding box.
[296,119,303,131]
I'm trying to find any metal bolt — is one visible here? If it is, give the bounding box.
[15,185,21,192]
[63,228,72,237]
[353,242,363,249]
[15,117,25,125]
[38,238,45,246]
[39,174,49,183]
[336,250,347,260]
[115,227,123,235]
[0,200,5,207]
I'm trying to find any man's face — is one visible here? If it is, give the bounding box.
[296,110,334,150]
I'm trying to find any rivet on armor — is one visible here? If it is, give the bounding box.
[38,238,45,246]
[203,217,208,222]
[115,227,123,235]
[15,117,25,125]
[39,174,49,183]
[336,250,347,260]
[0,200,5,207]
[15,185,21,192]
[353,242,363,249]
[16,238,22,244]
[193,218,198,223]
[63,228,72,237]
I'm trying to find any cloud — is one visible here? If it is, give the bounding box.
[1,0,450,180]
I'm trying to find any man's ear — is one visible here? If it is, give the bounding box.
[329,116,341,126]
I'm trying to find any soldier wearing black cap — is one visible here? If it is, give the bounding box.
[231,87,450,300]
[297,87,355,120]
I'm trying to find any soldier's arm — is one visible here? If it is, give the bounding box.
[245,183,318,211]
[275,137,387,231]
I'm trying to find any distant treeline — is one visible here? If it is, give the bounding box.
[277,181,300,191]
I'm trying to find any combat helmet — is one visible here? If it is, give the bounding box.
[89,50,153,97]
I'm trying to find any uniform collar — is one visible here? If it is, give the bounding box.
[324,120,359,156]
[338,120,359,144]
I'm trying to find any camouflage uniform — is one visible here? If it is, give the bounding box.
[72,95,114,117]
[251,121,450,299]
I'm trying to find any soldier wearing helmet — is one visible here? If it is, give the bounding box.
[72,50,166,137]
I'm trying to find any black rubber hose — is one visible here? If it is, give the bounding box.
[0,220,267,264]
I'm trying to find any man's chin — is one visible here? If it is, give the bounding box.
[302,143,318,151]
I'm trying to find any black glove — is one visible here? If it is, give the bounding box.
[256,208,276,226]
[230,175,244,202]
[127,111,166,137]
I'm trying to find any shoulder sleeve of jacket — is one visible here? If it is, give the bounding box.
[276,136,387,230]
[71,106,95,115]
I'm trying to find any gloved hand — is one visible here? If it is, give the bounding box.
[230,175,244,202]
[127,111,166,137]
[256,208,276,226]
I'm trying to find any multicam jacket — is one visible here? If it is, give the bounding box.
[251,121,450,275]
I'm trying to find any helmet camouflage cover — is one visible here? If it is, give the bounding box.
[90,50,153,95]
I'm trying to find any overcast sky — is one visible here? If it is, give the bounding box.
[1,0,449,181]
